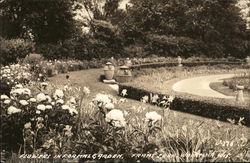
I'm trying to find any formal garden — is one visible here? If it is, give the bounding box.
[1,0,250,162]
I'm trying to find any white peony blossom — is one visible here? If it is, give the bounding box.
[45,105,52,109]
[62,105,70,110]
[104,102,114,110]
[11,88,24,96]
[4,99,11,104]
[37,104,46,111]
[94,93,112,104]
[69,97,77,105]
[45,95,52,103]
[145,111,162,123]
[7,106,21,115]
[24,122,32,129]
[1,95,9,100]
[15,84,23,89]
[36,110,41,114]
[19,100,29,106]
[105,109,126,127]
[29,98,37,102]
[54,89,64,99]
[62,105,78,115]
[36,93,47,102]
[56,99,64,104]
[23,88,31,96]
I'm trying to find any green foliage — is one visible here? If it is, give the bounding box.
[0,38,35,65]
[23,53,44,65]
[120,0,249,58]
[0,0,76,43]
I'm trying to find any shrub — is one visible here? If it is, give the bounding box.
[146,34,204,58]
[23,53,44,65]
[0,38,35,65]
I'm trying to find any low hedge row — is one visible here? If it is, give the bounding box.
[130,61,244,70]
[118,84,250,127]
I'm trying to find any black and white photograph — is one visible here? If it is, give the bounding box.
[0,0,250,162]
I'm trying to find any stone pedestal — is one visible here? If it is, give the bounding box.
[236,85,244,102]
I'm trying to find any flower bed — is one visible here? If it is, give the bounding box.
[1,61,250,162]
[223,73,250,91]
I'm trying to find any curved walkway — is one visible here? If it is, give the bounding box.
[172,74,235,98]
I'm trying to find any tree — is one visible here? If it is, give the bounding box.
[119,0,249,58]
[0,0,76,43]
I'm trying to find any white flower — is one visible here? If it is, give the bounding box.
[56,99,64,104]
[151,94,159,103]
[145,111,162,123]
[23,88,31,96]
[36,93,47,102]
[69,108,78,115]
[62,105,78,115]
[15,84,23,89]
[20,100,29,106]
[11,88,24,96]
[37,104,46,111]
[36,110,41,114]
[94,93,112,104]
[7,106,21,115]
[4,99,11,104]
[1,95,9,100]
[105,109,126,127]
[64,125,73,137]
[45,105,52,109]
[29,98,37,102]
[45,95,52,103]
[24,122,32,129]
[83,86,90,95]
[141,95,149,103]
[121,89,128,96]
[69,97,77,105]
[168,96,175,102]
[54,89,64,99]
[104,102,114,110]
[62,105,70,110]
[36,117,44,122]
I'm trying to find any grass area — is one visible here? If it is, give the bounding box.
[210,82,250,99]
[127,65,250,106]
[48,68,250,136]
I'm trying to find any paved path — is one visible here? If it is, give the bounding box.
[172,74,235,98]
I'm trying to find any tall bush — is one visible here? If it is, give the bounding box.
[0,38,35,65]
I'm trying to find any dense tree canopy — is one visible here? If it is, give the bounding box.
[119,0,249,58]
[0,0,249,59]
[0,0,76,43]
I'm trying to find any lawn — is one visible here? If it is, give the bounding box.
[210,82,250,99]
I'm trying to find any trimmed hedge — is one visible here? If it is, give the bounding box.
[119,84,250,127]
[130,61,243,70]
